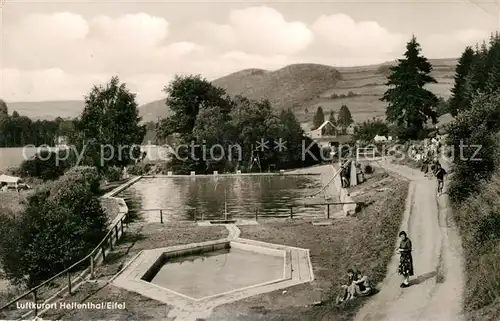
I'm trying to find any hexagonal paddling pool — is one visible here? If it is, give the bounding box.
[142,242,285,300]
[112,239,314,311]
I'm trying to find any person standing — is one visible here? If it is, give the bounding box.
[397,231,413,288]
[435,164,447,194]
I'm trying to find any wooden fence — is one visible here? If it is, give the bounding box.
[140,201,360,223]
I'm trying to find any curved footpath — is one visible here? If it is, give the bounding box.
[354,158,465,321]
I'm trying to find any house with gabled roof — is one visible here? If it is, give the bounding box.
[306,120,337,139]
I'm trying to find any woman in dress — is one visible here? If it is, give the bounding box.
[397,231,413,288]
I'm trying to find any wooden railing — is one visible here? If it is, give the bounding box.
[140,201,360,223]
[0,201,131,320]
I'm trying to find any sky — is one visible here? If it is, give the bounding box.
[1,0,499,105]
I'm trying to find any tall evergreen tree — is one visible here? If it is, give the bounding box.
[381,35,439,139]
[467,41,489,94]
[449,46,476,116]
[0,99,7,115]
[312,106,325,129]
[323,110,337,135]
[337,104,353,130]
[486,33,500,93]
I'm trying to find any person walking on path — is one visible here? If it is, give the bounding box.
[397,231,413,288]
[435,164,447,194]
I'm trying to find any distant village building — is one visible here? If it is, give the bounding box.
[307,121,337,139]
[374,135,388,142]
[55,136,68,147]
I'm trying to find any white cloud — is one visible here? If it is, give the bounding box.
[90,13,169,48]
[0,7,493,105]
[420,29,490,58]
[311,13,407,62]
[192,6,313,55]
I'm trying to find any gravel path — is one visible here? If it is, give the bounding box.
[354,159,465,321]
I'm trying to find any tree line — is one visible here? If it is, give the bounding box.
[444,32,500,315]
[0,100,76,147]
[158,75,321,174]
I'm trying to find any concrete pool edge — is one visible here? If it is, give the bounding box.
[111,235,313,312]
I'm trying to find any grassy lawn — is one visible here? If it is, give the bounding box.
[0,191,28,214]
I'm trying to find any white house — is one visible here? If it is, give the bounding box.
[0,174,25,190]
[374,135,388,142]
[307,121,336,139]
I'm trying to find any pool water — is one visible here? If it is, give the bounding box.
[150,248,284,299]
[117,175,336,221]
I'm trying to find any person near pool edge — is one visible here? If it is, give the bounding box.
[397,230,414,288]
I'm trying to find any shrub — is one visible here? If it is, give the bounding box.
[0,168,107,287]
[50,166,101,196]
[453,173,500,311]
[447,92,500,203]
[128,162,155,175]
[105,166,122,182]
[19,149,72,180]
[364,165,373,174]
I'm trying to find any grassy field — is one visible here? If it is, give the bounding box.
[38,168,409,321]
[141,59,456,124]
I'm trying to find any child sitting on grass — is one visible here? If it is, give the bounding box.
[336,268,373,304]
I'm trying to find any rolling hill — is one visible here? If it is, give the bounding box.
[6,100,86,120]
[3,58,458,125]
[140,59,457,124]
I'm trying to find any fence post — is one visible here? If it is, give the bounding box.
[115,225,119,242]
[327,204,330,219]
[160,209,163,224]
[101,246,106,261]
[33,289,38,317]
[67,271,72,295]
[120,219,124,234]
[109,233,113,250]
[290,206,293,219]
[255,208,258,221]
[90,255,95,279]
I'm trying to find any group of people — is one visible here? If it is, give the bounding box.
[421,157,447,194]
[410,136,447,194]
[336,268,373,303]
[337,230,414,305]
